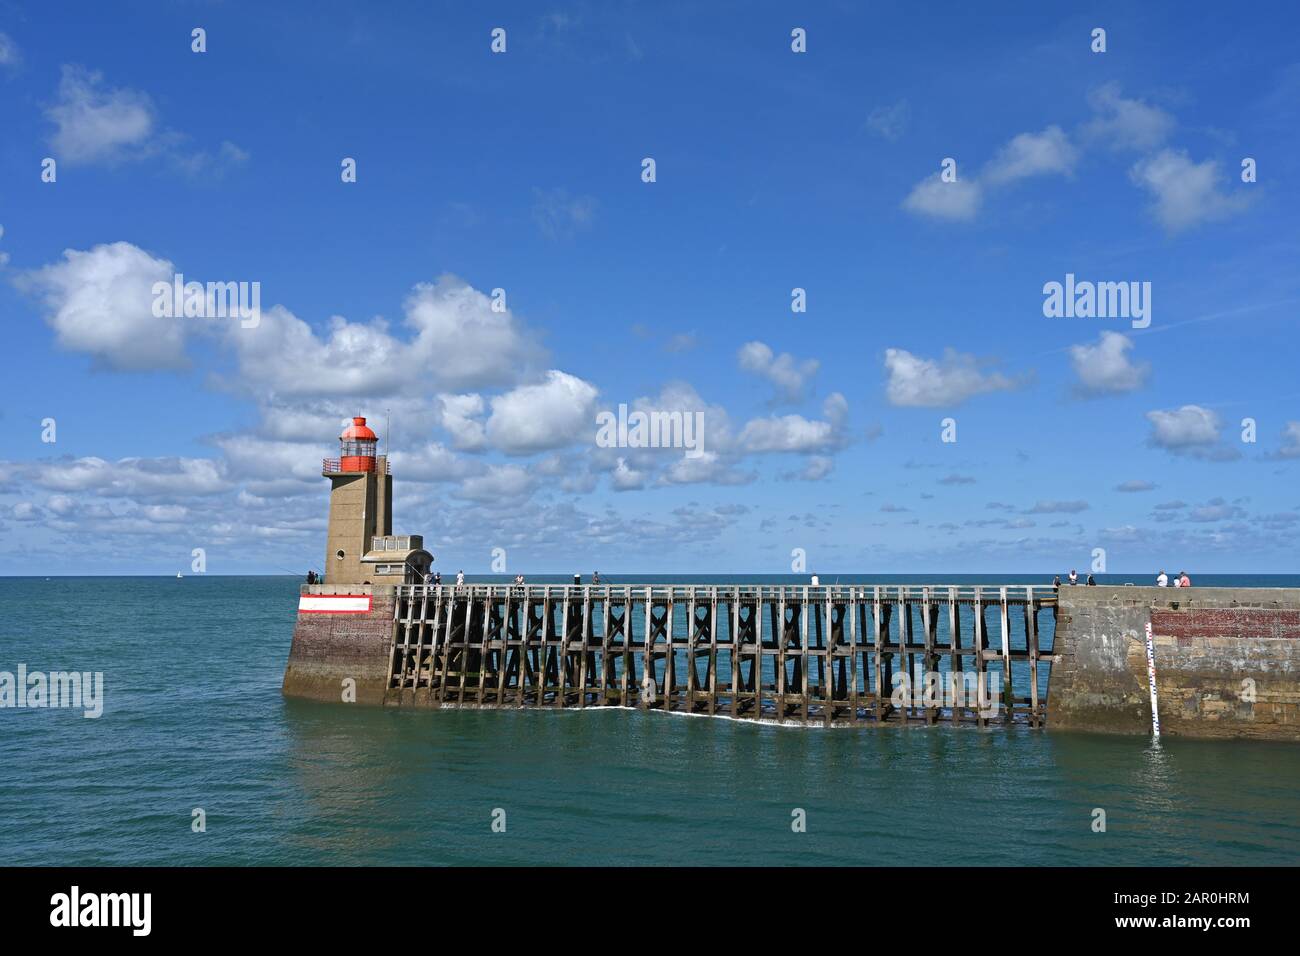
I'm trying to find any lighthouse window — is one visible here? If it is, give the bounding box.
[336,549,345,561]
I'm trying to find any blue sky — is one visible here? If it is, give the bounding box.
[1,1,1298,575]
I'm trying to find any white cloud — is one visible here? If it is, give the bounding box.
[1115,480,1156,493]
[1069,331,1150,396]
[401,277,541,390]
[903,126,1075,222]
[532,187,597,239]
[390,442,480,484]
[736,393,848,453]
[981,126,1077,185]
[44,65,247,175]
[610,457,647,491]
[22,241,185,370]
[660,451,754,487]
[902,175,981,221]
[737,340,819,400]
[18,456,228,497]
[738,415,836,453]
[1277,422,1300,459]
[883,347,1022,407]
[486,369,599,454]
[438,393,488,450]
[865,99,909,141]
[1129,149,1251,233]
[0,32,20,67]
[1082,83,1175,152]
[1145,404,1222,449]
[454,464,535,502]
[46,65,158,165]
[228,274,540,396]
[1025,500,1089,514]
[793,456,834,480]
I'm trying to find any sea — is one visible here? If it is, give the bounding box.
[1,573,1298,866]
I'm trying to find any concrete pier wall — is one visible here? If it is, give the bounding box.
[282,584,394,706]
[1049,586,1300,740]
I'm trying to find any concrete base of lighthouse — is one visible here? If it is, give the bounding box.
[282,584,395,706]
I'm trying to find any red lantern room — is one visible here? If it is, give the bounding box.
[336,416,378,472]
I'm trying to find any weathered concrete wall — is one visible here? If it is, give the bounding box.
[1049,586,1300,740]
[282,584,394,705]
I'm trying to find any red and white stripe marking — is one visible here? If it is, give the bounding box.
[298,594,372,614]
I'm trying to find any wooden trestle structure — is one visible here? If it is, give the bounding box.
[384,584,1059,726]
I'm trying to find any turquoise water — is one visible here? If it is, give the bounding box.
[1,574,1298,866]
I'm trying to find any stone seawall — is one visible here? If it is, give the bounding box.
[282,585,393,705]
[1048,586,1300,741]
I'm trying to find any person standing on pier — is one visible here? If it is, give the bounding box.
[433,571,442,586]
[455,570,465,587]
[592,571,600,585]
[1067,569,1078,585]
[1156,569,1168,587]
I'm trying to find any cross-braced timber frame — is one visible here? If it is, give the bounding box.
[384,584,1059,727]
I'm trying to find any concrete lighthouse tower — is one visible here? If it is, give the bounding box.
[321,416,431,585]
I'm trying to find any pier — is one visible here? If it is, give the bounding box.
[382,583,1058,726]
[283,417,1300,740]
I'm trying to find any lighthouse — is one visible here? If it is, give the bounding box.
[321,416,432,585]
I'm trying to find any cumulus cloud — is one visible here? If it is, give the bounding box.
[1145,404,1239,460]
[981,126,1077,185]
[0,32,19,67]
[1129,149,1252,233]
[532,187,597,240]
[16,456,228,497]
[438,394,488,451]
[486,370,599,454]
[901,175,982,221]
[883,347,1023,407]
[903,126,1076,222]
[1082,84,1175,152]
[1280,422,1300,459]
[610,457,647,491]
[1069,331,1150,396]
[1145,404,1221,449]
[1188,498,1246,522]
[21,241,185,370]
[227,274,540,396]
[660,451,755,487]
[46,65,158,165]
[737,341,819,401]
[390,442,480,483]
[453,464,535,503]
[44,65,247,174]
[865,99,909,141]
[788,455,834,481]
[1115,480,1156,493]
[736,393,848,453]
[1024,500,1089,514]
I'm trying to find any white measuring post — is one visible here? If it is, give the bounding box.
[1143,621,1161,739]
